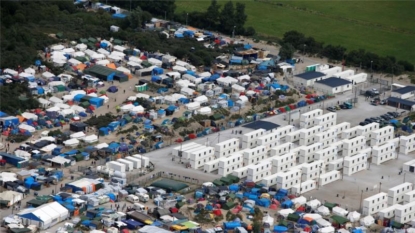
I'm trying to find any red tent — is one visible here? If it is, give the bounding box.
[175,139,183,143]
[170,207,178,213]
[188,134,197,139]
[213,209,222,216]
[297,206,305,212]
[269,204,278,210]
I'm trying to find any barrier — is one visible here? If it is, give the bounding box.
[318,170,341,186]
[388,182,413,205]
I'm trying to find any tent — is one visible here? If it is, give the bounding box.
[107,86,118,93]
[17,201,69,229]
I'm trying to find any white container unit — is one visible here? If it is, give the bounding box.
[329,122,351,136]
[343,153,368,176]
[403,159,415,173]
[395,201,415,224]
[372,143,396,165]
[404,190,415,204]
[261,173,280,187]
[204,158,221,173]
[256,131,279,150]
[315,129,337,148]
[189,146,215,169]
[379,204,402,220]
[343,73,367,84]
[321,66,342,78]
[313,112,337,131]
[242,129,267,149]
[270,143,294,157]
[331,140,344,152]
[247,161,272,182]
[272,152,296,173]
[131,154,150,168]
[274,125,295,139]
[390,137,400,149]
[341,126,361,140]
[356,122,379,139]
[243,146,267,165]
[342,136,366,157]
[314,146,338,164]
[370,126,394,146]
[328,158,344,171]
[291,180,317,195]
[399,134,415,155]
[302,160,324,180]
[332,69,355,79]
[276,168,302,189]
[172,142,200,157]
[300,109,323,129]
[117,159,134,172]
[232,166,249,178]
[124,156,142,169]
[299,143,323,164]
[286,129,304,143]
[107,161,126,173]
[299,126,323,146]
[218,152,244,176]
[362,192,388,216]
[388,182,413,205]
[318,170,341,186]
[215,138,239,158]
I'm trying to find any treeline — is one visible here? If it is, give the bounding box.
[174,0,256,36]
[281,31,414,75]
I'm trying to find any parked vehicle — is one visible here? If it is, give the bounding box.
[327,107,336,112]
[126,194,139,203]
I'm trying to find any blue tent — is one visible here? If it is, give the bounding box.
[112,13,127,19]
[100,42,108,48]
[123,219,143,229]
[90,97,104,108]
[175,33,184,38]
[107,86,118,93]
[244,44,253,49]
[230,56,243,64]
[99,127,110,135]
[186,70,196,76]
[166,105,177,111]
[270,83,281,90]
[73,94,85,102]
[209,74,220,82]
[281,200,293,208]
[151,76,161,82]
[152,67,164,75]
[179,98,189,104]
[17,208,44,221]
[0,111,8,117]
[36,86,44,95]
[108,121,120,131]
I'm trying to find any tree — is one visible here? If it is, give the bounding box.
[205,0,221,29]
[219,1,235,34]
[234,2,247,35]
[128,7,143,29]
[244,26,256,36]
[279,43,295,60]
[283,30,306,49]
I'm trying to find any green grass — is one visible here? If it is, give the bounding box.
[176,0,415,64]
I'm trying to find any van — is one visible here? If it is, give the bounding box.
[126,194,139,203]
[132,203,146,212]
[136,193,149,203]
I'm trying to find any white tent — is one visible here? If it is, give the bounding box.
[48,81,65,88]
[238,95,249,103]
[198,107,212,115]
[121,104,134,112]
[18,124,36,133]
[194,95,208,104]
[62,95,74,102]
[318,227,335,233]
[198,72,211,77]
[306,199,321,210]
[136,93,150,99]
[232,84,245,93]
[71,105,86,114]
[19,72,33,79]
[111,51,125,58]
[74,51,86,57]
[96,143,109,149]
[292,196,307,205]
[176,80,194,88]
[83,135,98,143]
[217,76,238,86]
[63,48,75,55]
[51,44,65,51]
[91,53,106,60]
[17,201,69,229]
[75,43,87,51]
[84,49,96,57]
[117,66,131,74]
[108,54,123,62]
[70,132,86,140]
[360,216,375,226]
[181,87,195,96]
[127,61,142,68]
[68,58,81,66]
[278,209,294,217]
[56,103,70,109]
[96,59,110,66]
[332,206,348,217]
[129,56,142,63]
[14,150,31,160]
[347,211,361,223]
[186,102,200,110]
[22,112,38,121]
[38,98,51,108]
[172,65,187,72]
[148,58,162,67]
[97,48,110,56]
[42,71,55,79]
[40,144,57,153]
[61,109,74,116]
[24,67,36,75]
[262,215,274,226]
[63,139,80,147]
[130,106,145,114]
[114,45,126,52]
[1,191,23,206]
[238,74,251,81]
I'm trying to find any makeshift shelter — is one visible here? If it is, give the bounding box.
[151,179,188,192]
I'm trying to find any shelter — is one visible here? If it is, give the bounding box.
[391,86,415,100]
[387,97,415,111]
[17,201,69,229]
[151,179,189,192]
[294,72,325,86]
[84,65,123,82]
[314,77,352,95]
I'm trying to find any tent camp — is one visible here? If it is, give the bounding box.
[17,201,69,229]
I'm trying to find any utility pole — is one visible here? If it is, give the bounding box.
[391,66,394,91]
[359,190,364,212]
[218,133,220,143]
[379,182,382,193]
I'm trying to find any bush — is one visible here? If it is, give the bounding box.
[244,26,256,36]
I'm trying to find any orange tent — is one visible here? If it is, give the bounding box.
[17,115,25,122]
[107,63,116,69]
[76,63,87,71]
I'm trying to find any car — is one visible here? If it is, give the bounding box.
[380,100,387,105]
[366,90,379,97]
[364,118,374,123]
[327,107,336,112]
[387,112,399,118]
[381,114,392,120]
[359,122,368,126]
[372,88,380,94]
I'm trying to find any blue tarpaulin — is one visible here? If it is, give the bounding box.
[112,13,127,19]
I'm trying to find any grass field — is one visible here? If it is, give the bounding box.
[176,0,415,64]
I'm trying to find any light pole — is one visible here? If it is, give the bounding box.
[391,66,394,91]
[370,61,373,80]
[379,182,382,193]
[317,165,323,189]
[303,44,306,55]
[186,13,188,26]
[232,26,236,39]
[11,194,15,214]
[164,11,167,20]
[359,190,364,212]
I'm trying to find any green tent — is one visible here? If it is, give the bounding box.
[87,42,95,49]
[324,202,337,210]
[74,154,84,162]
[27,199,48,207]
[151,179,189,192]
[88,37,97,43]
[278,220,288,227]
[54,85,66,92]
[212,179,223,186]
[80,38,88,44]
[124,115,132,122]
[284,106,291,111]
[287,213,300,222]
[222,202,236,210]
[176,201,185,208]
[331,215,348,225]
[56,32,64,39]
[226,174,240,183]
[81,96,93,102]
[75,56,88,62]
[113,39,122,45]
[9,228,31,233]
[124,49,134,55]
[210,114,224,121]
[80,101,90,108]
[220,177,232,185]
[141,61,152,68]
[391,221,403,229]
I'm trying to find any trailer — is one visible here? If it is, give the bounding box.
[107,161,126,173]
[117,158,134,172]
[124,156,142,169]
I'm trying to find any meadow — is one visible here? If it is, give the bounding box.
[176,0,415,64]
